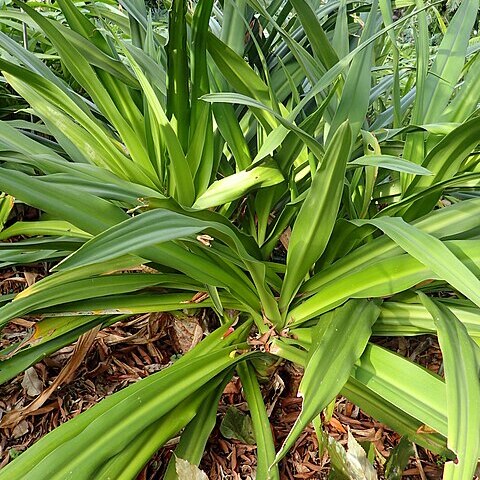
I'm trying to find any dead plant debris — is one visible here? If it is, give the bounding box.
[0,272,445,479]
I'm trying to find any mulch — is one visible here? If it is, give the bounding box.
[0,269,445,479]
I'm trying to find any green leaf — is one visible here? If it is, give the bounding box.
[419,294,480,480]
[0,220,91,241]
[274,299,379,463]
[166,0,190,150]
[421,0,479,122]
[164,371,234,480]
[0,338,247,480]
[375,300,480,341]
[0,168,128,235]
[123,48,195,205]
[328,0,378,142]
[0,194,14,231]
[55,209,207,271]
[220,406,256,445]
[349,155,432,175]
[288,0,338,70]
[237,361,279,480]
[356,217,480,309]
[193,159,285,210]
[384,437,414,480]
[290,239,480,325]
[404,116,480,202]
[272,340,451,456]
[0,274,172,328]
[279,121,352,315]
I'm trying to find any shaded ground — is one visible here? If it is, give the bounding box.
[0,270,445,479]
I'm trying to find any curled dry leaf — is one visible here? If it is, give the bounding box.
[21,367,43,397]
[171,316,203,353]
[12,420,29,439]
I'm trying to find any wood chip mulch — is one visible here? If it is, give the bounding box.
[0,271,447,479]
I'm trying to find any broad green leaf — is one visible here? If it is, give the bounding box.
[375,300,480,341]
[123,49,195,205]
[421,0,479,122]
[0,342,247,480]
[384,437,414,480]
[220,0,246,55]
[0,194,14,230]
[274,299,379,462]
[39,292,243,317]
[56,210,208,271]
[193,160,284,210]
[290,240,480,325]
[356,217,480,309]
[0,274,174,328]
[0,168,127,235]
[419,295,480,480]
[166,0,190,150]
[163,372,234,480]
[405,116,480,200]
[17,1,158,183]
[207,33,276,130]
[349,155,432,175]
[279,121,352,315]
[0,220,91,240]
[237,361,279,480]
[288,0,338,70]
[328,0,378,142]
[95,385,217,480]
[352,344,447,437]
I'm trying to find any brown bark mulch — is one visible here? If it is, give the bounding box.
[0,270,445,479]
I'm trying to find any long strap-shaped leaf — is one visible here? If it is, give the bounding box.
[0,323,248,480]
[0,168,127,235]
[356,217,480,309]
[279,121,352,317]
[273,299,379,463]
[123,48,195,205]
[238,361,279,480]
[271,340,451,457]
[0,274,174,328]
[419,294,480,480]
[163,371,234,479]
[303,196,480,295]
[16,1,157,182]
[421,0,479,123]
[404,116,480,203]
[289,240,480,326]
[375,300,480,341]
[328,0,378,143]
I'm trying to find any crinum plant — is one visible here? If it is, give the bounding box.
[0,0,479,478]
